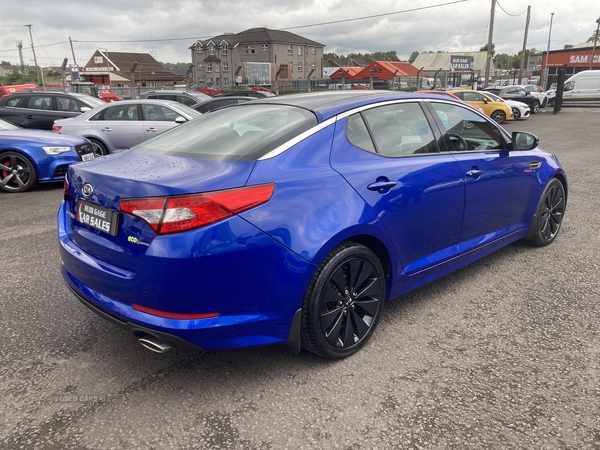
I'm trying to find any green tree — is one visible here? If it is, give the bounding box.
[409,51,419,64]
[587,29,600,43]
[480,43,495,57]
[323,53,340,61]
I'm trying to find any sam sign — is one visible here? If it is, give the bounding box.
[450,56,474,73]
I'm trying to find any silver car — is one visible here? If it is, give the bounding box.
[52,99,201,155]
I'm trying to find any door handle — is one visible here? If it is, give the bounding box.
[146,127,158,132]
[466,169,484,178]
[25,115,34,119]
[367,180,397,191]
[101,127,112,132]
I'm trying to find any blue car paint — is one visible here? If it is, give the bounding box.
[0,129,90,183]
[57,92,568,353]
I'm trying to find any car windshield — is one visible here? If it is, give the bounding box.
[135,104,317,161]
[0,118,20,131]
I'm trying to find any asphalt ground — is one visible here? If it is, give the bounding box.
[1,107,599,449]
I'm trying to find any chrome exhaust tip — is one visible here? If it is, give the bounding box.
[138,336,172,353]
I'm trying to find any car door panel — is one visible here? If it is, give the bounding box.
[329,103,466,275]
[427,101,538,247]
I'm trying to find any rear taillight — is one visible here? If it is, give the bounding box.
[52,125,62,132]
[64,178,69,194]
[120,184,275,235]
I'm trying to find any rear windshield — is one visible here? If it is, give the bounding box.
[135,104,317,161]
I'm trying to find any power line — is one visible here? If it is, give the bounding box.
[495,1,527,17]
[281,0,469,30]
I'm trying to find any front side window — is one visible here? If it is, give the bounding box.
[430,102,505,152]
[143,104,181,121]
[56,97,81,112]
[564,81,574,91]
[136,104,317,161]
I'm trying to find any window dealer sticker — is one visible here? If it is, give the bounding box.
[75,200,119,236]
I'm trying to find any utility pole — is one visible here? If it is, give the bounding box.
[25,24,44,88]
[543,13,555,89]
[484,0,496,88]
[69,37,78,67]
[589,17,600,71]
[16,40,25,74]
[518,5,531,84]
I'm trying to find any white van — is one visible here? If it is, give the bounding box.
[562,70,600,101]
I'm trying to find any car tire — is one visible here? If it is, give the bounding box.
[0,152,38,193]
[524,178,566,246]
[541,98,547,108]
[511,108,521,120]
[490,110,506,124]
[532,100,540,114]
[89,139,109,156]
[301,242,385,359]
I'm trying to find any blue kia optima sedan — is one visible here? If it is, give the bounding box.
[58,91,567,359]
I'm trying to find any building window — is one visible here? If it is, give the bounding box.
[298,46,302,56]
[537,56,542,62]
[222,62,229,72]
[298,62,303,72]
[223,77,229,86]
[206,77,212,85]
[209,46,215,55]
[288,45,293,55]
[196,47,202,54]
[206,63,213,72]
[243,45,255,54]
[311,47,316,55]
[311,63,316,71]
[261,44,269,52]
[197,63,204,71]
[222,47,228,56]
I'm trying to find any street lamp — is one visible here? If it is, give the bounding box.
[589,16,600,71]
[543,13,554,89]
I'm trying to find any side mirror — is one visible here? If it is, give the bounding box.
[511,131,539,150]
[80,107,91,113]
[174,116,187,124]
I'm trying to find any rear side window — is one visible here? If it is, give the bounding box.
[362,103,438,156]
[5,96,27,108]
[177,96,196,107]
[136,104,317,161]
[91,104,139,121]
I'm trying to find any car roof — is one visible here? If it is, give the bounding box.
[236,91,460,122]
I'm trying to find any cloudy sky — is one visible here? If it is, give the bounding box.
[2,0,599,68]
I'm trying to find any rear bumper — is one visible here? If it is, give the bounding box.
[66,282,204,352]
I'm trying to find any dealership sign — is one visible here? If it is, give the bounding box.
[450,56,474,72]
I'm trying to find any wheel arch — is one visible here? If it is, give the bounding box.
[0,148,39,171]
[552,172,568,204]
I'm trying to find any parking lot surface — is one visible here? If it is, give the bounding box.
[1,107,599,449]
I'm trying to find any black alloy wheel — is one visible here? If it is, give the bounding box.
[0,152,38,193]
[511,108,521,120]
[490,110,506,124]
[301,243,385,359]
[532,100,540,114]
[524,178,566,246]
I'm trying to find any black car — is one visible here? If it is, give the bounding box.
[138,90,211,107]
[0,92,106,130]
[215,90,275,99]
[190,96,253,114]
[483,86,540,114]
